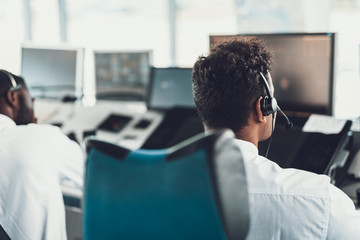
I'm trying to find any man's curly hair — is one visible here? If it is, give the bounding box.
[192,37,273,132]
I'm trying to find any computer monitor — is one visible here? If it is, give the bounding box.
[94,50,153,101]
[210,33,336,116]
[147,67,195,110]
[21,45,84,100]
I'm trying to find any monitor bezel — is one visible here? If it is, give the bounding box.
[93,49,153,101]
[209,32,336,116]
[20,44,85,100]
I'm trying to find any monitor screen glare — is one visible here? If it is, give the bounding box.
[21,46,84,100]
[147,67,195,110]
[94,51,152,101]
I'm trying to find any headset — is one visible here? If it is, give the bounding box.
[0,70,22,91]
[259,71,293,129]
[259,71,293,158]
[259,71,277,117]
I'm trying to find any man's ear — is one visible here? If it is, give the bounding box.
[255,96,266,123]
[5,89,19,108]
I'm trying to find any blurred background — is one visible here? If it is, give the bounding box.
[0,0,360,118]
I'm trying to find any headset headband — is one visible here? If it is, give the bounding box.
[259,71,272,97]
[0,70,22,91]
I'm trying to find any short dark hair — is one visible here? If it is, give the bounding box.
[0,70,26,95]
[192,37,273,132]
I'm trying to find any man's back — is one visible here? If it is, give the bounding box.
[0,114,83,239]
[235,139,360,239]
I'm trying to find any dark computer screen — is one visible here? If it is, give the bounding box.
[147,67,195,110]
[21,46,84,99]
[94,50,152,101]
[210,33,335,116]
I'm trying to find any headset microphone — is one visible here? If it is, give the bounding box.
[277,106,293,129]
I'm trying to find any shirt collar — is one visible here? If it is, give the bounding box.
[0,114,16,131]
[233,138,259,155]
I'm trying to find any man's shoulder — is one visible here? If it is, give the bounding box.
[22,123,62,132]
[246,157,360,239]
[14,123,67,141]
[245,156,331,198]
[246,160,333,239]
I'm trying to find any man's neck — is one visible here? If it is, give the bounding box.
[204,125,260,148]
[235,131,258,148]
[234,124,261,148]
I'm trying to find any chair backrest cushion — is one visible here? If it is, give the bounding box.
[84,129,248,240]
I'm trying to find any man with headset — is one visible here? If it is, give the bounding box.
[192,38,360,238]
[0,70,83,239]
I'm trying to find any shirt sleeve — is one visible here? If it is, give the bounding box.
[326,184,360,239]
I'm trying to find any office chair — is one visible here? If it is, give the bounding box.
[83,129,250,240]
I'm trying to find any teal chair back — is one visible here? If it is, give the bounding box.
[83,129,249,240]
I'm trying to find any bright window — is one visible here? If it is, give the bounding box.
[66,0,170,66]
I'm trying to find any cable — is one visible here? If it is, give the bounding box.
[265,114,275,158]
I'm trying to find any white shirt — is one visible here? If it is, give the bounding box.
[234,139,360,239]
[0,114,84,240]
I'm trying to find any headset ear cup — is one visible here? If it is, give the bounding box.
[270,97,278,115]
[260,96,277,116]
[260,96,270,116]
